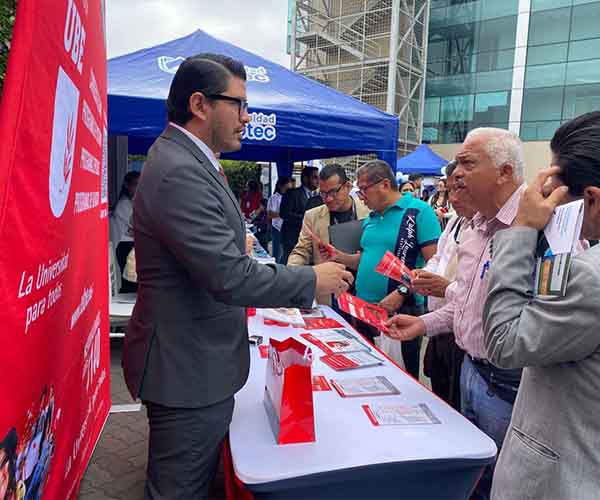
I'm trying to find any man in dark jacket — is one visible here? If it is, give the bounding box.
[280,166,319,263]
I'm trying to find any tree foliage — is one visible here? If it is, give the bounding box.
[0,0,17,97]
[221,160,261,199]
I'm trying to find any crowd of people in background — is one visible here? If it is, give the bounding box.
[109,53,600,500]
[220,118,600,500]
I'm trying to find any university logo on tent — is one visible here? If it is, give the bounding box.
[48,67,80,218]
[243,112,277,142]
[157,56,185,74]
[157,56,270,83]
[245,66,269,83]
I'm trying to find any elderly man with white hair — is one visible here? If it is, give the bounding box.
[385,127,525,500]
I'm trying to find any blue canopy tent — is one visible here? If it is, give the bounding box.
[108,29,399,176]
[396,144,448,176]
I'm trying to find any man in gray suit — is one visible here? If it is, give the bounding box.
[483,111,600,499]
[122,54,353,499]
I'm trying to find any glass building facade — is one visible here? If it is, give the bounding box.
[424,0,600,143]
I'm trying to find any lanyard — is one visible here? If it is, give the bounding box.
[331,199,357,225]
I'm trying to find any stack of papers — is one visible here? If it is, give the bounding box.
[362,403,441,426]
[301,328,371,355]
[331,376,400,398]
[260,308,305,327]
[321,351,384,371]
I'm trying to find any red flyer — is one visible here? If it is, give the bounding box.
[321,351,384,371]
[375,251,415,287]
[263,318,290,327]
[303,318,344,330]
[312,375,332,391]
[337,293,390,333]
[303,222,336,258]
[300,331,368,356]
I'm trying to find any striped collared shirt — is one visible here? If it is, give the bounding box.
[421,183,526,359]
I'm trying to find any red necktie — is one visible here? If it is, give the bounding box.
[218,164,229,185]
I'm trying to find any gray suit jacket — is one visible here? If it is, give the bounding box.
[122,125,316,408]
[483,227,600,500]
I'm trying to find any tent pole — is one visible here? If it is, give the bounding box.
[386,0,401,116]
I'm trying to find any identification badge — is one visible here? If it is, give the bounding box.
[534,250,571,297]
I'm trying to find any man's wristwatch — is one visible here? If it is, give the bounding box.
[396,284,410,297]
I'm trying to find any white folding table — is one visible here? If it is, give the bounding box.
[229,306,497,499]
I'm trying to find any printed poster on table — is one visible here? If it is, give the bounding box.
[0,1,110,499]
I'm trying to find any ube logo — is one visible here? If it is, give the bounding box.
[49,67,80,218]
[243,112,277,142]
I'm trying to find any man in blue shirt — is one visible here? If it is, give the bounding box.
[332,160,441,378]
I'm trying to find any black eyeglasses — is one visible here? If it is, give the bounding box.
[320,184,345,200]
[357,178,384,197]
[205,94,249,119]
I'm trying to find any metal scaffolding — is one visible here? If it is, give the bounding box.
[290,0,430,172]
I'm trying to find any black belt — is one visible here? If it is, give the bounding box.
[468,355,521,404]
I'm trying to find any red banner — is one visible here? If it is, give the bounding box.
[0,1,110,499]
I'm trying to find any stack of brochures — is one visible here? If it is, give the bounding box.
[330,376,400,398]
[260,308,305,327]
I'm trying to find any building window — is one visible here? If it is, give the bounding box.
[531,0,571,12]
[521,121,562,141]
[474,91,511,125]
[527,43,568,66]
[440,94,475,123]
[477,16,518,52]
[566,59,600,85]
[522,86,565,121]
[529,7,572,46]
[563,82,600,119]
[571,2,600,41]
[569,38,600,62]
[525,62,567,88]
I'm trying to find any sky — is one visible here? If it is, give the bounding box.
[106,0,291,66]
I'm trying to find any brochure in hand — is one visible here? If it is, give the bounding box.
[303,222,336,258]
[362,403,441,426]
[321,351,384,371]
[374,251,415,287]
[330,376,400,398]
[336,292,389,333]
[534,199,585,297]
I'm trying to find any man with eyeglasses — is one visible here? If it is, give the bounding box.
[330,160,441,378]
[288,164,370,304]
[122,53,354,499]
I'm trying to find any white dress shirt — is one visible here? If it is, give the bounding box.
[169,122,221,173]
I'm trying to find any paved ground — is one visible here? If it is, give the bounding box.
[77,337,226,500]
[78,334,430,499]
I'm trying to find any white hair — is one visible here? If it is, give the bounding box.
[465,127,524,179]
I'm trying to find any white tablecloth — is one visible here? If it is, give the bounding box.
[229,306,497,485]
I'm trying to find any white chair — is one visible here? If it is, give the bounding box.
[109,241,136,336]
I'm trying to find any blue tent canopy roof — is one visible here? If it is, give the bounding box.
[108,29,399,170]
[396,144,449,176]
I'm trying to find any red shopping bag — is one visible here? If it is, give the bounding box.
[263,337,316,444]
